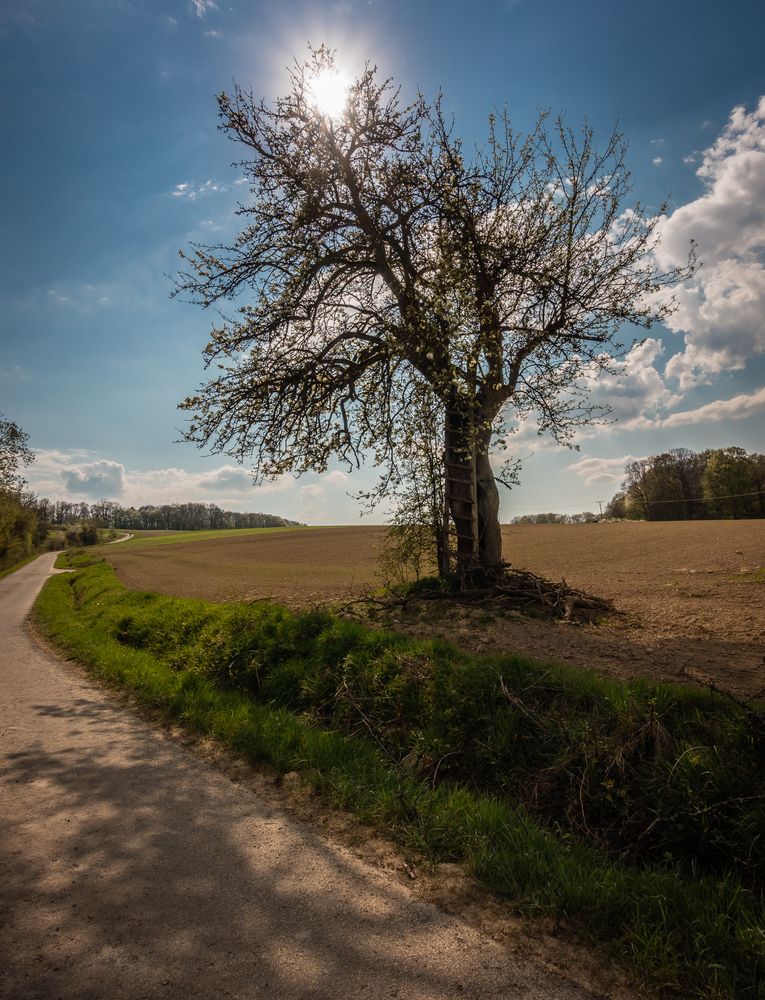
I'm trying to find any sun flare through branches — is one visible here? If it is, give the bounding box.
[307,66,349,118]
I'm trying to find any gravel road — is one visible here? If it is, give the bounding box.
[0,555,599,1000]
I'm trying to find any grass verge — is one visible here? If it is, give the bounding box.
[35,556,765,999]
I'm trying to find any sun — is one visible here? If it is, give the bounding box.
[308,67,349,119]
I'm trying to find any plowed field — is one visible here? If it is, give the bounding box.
[104,521,765,697]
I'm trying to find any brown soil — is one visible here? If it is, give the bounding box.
[106,525,389,604]
[105,521,765,699]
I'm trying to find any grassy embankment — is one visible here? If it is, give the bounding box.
[35,552,765,1000]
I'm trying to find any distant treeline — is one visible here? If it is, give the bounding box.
[1,412,303,572]
[30,498,304,531]
[606,446,764,520]
[511,511,599,525]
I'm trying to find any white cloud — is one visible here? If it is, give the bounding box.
[624,386,765,431]
[494,340,683,453]
[198,466,253,491]
[170,179,227,201]
[189,0,216,16]
[61,459,125,497]
[45,283,112,310]
[24,451,344,520]
[568,454,642,486]
[203,28,222,38]
[652,156,663,166]
[655,96,765,387]
[582,338,682,425]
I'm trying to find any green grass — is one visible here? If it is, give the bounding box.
[736,567,765,585]
[102,525,306,550]
[34,557,765,999]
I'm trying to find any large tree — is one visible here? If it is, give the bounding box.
[177,48,693,577]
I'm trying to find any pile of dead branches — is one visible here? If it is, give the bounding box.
[339,568,615,624]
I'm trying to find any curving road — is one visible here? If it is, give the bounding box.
[0,555,598,1000]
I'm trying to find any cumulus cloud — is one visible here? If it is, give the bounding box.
[493,340,683,455]
[198,466,254,492]
[655,96,765,388]
[582,338,682,425]
[24,451,361,522]
[119,466,293,505]
[61,459,125,497]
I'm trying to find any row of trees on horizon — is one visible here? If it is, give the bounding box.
[604,446,765,521]
[1,412,303,573]
[30,498,303,532]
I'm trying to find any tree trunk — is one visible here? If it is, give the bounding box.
[443,406,503,579]
[475,445,502,569]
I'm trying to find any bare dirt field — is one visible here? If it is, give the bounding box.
[104,521,765,698]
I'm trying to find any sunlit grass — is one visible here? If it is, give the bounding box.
[107,525,306,549]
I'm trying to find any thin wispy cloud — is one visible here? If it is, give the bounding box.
[170,179,228,200]
[189,0,217,17]
[45,284,113,310]
[623,386,765,431]
[0,364,31,382]
[568,454,643,486]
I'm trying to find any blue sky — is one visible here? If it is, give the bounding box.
[1,0,764,522]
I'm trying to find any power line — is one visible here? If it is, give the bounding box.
[506,489,763,517]
[645,490,763,506]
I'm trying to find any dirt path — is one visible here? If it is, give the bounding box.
[0,556,604,1000]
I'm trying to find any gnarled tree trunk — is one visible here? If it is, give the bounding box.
[444,405,503,579]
